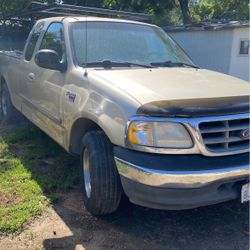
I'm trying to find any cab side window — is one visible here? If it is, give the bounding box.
[25,22,44,61]
[40,22,65,61]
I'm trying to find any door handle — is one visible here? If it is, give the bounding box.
[28,73,35,81]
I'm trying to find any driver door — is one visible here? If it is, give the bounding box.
[29,22,67,144]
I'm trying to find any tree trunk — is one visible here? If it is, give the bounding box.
[178,0,191,24]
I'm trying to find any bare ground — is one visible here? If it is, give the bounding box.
[0,187,249,250]
[0,122,249,250]
[0,192,22,208]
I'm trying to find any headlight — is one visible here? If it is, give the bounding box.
[127,121,193,149]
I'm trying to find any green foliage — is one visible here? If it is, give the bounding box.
[103,0,175,14]
[153,7,183,25]
[0,159,45,234]
[0,0,179,24]
[0,0,31,17]
[0,123,79,234]
[190,0,249,21]
[0,0,248,30]
[103,0,177,24]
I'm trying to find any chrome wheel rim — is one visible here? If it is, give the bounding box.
[1,90,8,116]
[83,148,91,198]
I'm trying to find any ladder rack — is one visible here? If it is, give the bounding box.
[4,1,151,22]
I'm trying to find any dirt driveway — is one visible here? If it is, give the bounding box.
[0,187,249,250]
[0,122,249,250]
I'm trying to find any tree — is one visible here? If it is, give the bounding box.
[0,0,248,25]
[0,0,181,24]
[103,0,175,15]
[178,0,191,23]
[190,0,249,22]
[102,0,178,25]
[0,0,31,17]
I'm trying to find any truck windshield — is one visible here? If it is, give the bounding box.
[70,21,195,68]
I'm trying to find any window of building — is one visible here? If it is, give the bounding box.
[239,40,249,55]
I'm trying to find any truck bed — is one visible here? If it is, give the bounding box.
[0,50,23,60]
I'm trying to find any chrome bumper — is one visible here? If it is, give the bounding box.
[115,157,249,189]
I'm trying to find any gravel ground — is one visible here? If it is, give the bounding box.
[0,189,249,250]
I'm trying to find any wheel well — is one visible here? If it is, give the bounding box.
[0,76,6,88]
[0,77,5,94]
[70,118,104,155]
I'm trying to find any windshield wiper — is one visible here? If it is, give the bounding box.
[151,61,200,69]
[82,60,154,69]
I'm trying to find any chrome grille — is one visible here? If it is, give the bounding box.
[199,117,250,153]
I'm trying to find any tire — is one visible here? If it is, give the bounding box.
[80,131,122,215]
[0,83,20,123]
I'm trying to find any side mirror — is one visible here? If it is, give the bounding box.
[35,49,66,72]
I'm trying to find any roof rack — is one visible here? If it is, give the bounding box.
[4,1,151,22]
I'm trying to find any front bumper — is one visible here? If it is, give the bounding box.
[114,147,249,210]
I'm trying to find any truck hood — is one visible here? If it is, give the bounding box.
[92,68,249,105]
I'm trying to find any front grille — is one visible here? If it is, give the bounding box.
[199,117,250,153]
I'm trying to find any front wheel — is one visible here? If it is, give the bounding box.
[80,131,122,215]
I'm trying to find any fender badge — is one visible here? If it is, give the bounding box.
[66,91,76,103]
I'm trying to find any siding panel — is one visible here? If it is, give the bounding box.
[168,30,234,74]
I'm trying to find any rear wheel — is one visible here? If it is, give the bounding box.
[80,131,122,215]
[0,83,21,123]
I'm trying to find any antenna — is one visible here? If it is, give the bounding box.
[84,15,88,77]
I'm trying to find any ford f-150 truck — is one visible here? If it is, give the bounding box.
[0,16,249,215]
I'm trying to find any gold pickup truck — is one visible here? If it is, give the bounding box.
[0,16,249,215]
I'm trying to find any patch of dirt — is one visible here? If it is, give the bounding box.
[0,192,22,208]
[0,188,249,250]
[0,122,249,249]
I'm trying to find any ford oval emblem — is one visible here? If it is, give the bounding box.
[240,129,250,139]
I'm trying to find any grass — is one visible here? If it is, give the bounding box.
[0,121,79,235]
